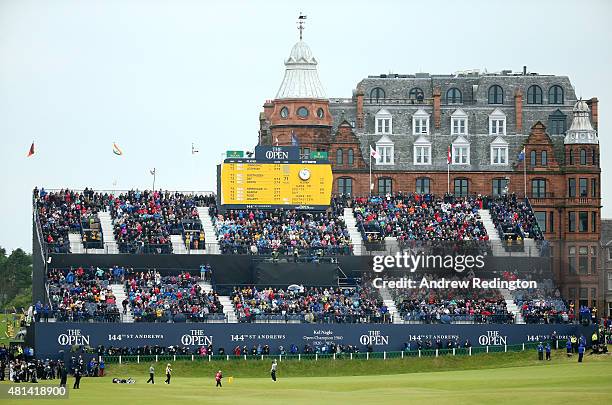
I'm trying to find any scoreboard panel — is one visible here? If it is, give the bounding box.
[220,162,332,208]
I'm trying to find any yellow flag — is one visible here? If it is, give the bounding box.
[227,376,234,384]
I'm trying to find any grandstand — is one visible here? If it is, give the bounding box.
[25,183,598,361]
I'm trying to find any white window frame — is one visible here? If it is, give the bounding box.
[451,109,468,136]
[489,108,507,135]
[376,145,394,165]
[412,109,430,135]
[375,109,393,135]
[414,145,431,165]
[490,136,508,166]
[452,136,470,165]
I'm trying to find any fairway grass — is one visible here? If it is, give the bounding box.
[1,353,611,404]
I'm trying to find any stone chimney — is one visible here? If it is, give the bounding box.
[587,97,599,131]
[356,89,364,130]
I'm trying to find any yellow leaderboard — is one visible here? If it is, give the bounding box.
[220,162,332,207]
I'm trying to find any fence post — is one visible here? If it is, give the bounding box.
[315,354,318,361]
[366,352,369,360]
[227,355,229,361]
[504,345,507,353]
[279,355,282,362]
[119,356,122,365]
[333,353,336,360]
[384,351,386,360]
[174,355,176,362]
[401,351,404,359]
[298,354,301,361]
[435,349,438,357]
[156,355,158,363]
[350,353,353,360]
[191,355,194,362]
[469,347,472,356]
[418,350,421,358]
[244,355,246,360]
[522,343,525,351]
[486,346,489,353]
[452,348,455,356]
[137,355,140,364]
[208,355,211,362]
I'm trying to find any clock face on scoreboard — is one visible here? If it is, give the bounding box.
[298,168,311,181]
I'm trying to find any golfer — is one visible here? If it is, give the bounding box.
[215,370,223,387]
[165,363,172,384]
[270,360,277,382]
[147,364,155,384]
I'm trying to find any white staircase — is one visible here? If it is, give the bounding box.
[343,207,363,255]
[68,233,84,254]
[523,238,538,257]
[98,211,119,254]
[197,206,220,254]
[379,287,403,324]
[170,235,187,254]
[198,280,237,323]
[500,288,524,324]
[110,284,133,322]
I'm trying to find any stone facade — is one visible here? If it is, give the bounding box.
[258,42,603,312]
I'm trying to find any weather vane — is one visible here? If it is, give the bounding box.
[297,13,307,41]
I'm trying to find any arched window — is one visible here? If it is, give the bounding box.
[377,178,392,195]
[416,178,430,194]
[409,87,424,102]
[454,178,469,197]
[347,149,354,166]
[370,87,385,102]
[580,149,587,165]
[336,148,343,165]
[530,150,537,167]
[527,85,543,104]
[541,150,548,166]
[488,85,504,104]
[446,88,462,104]
[337,178,353,196]
[548,85,564,104]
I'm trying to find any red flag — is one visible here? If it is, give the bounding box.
[447,145,452,164]
[27,142,35,157]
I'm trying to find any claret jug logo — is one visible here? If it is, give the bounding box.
[57,329,90,346]
[181,329,213,346]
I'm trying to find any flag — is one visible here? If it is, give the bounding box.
[291,131,299,146]
[112,143,123,156]
[518,147,525,162]
[274,136,279,146]
[298,14,307,20]
[447,146,452,164]
[150,168,156,176]
[27,142,35,157]
[192,143,199,154]
[369,146,380,160]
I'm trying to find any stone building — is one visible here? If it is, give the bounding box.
[258,38,602,312]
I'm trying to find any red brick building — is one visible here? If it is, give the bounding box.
[259,39,602,312]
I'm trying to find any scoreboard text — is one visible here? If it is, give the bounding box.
[220,162,332,209]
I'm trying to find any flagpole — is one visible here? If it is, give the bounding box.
[523,154,527,199]
[152,168,156,191]
[369,154,372,197]
[447,162,450,194]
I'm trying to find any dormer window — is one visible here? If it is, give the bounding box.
[451,109,468,136]
[490,137,509,165]
[452,136,470,165]
[375,135,394,165]
[413,136,431,165]
[489,108,507,135]
[375,109,392,134]
[412,109,430,135]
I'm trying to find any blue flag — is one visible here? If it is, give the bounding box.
[517,147,525,162]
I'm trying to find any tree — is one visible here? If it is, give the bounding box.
[0,247,32,309]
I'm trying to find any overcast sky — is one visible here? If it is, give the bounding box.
[0,0,610,253]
